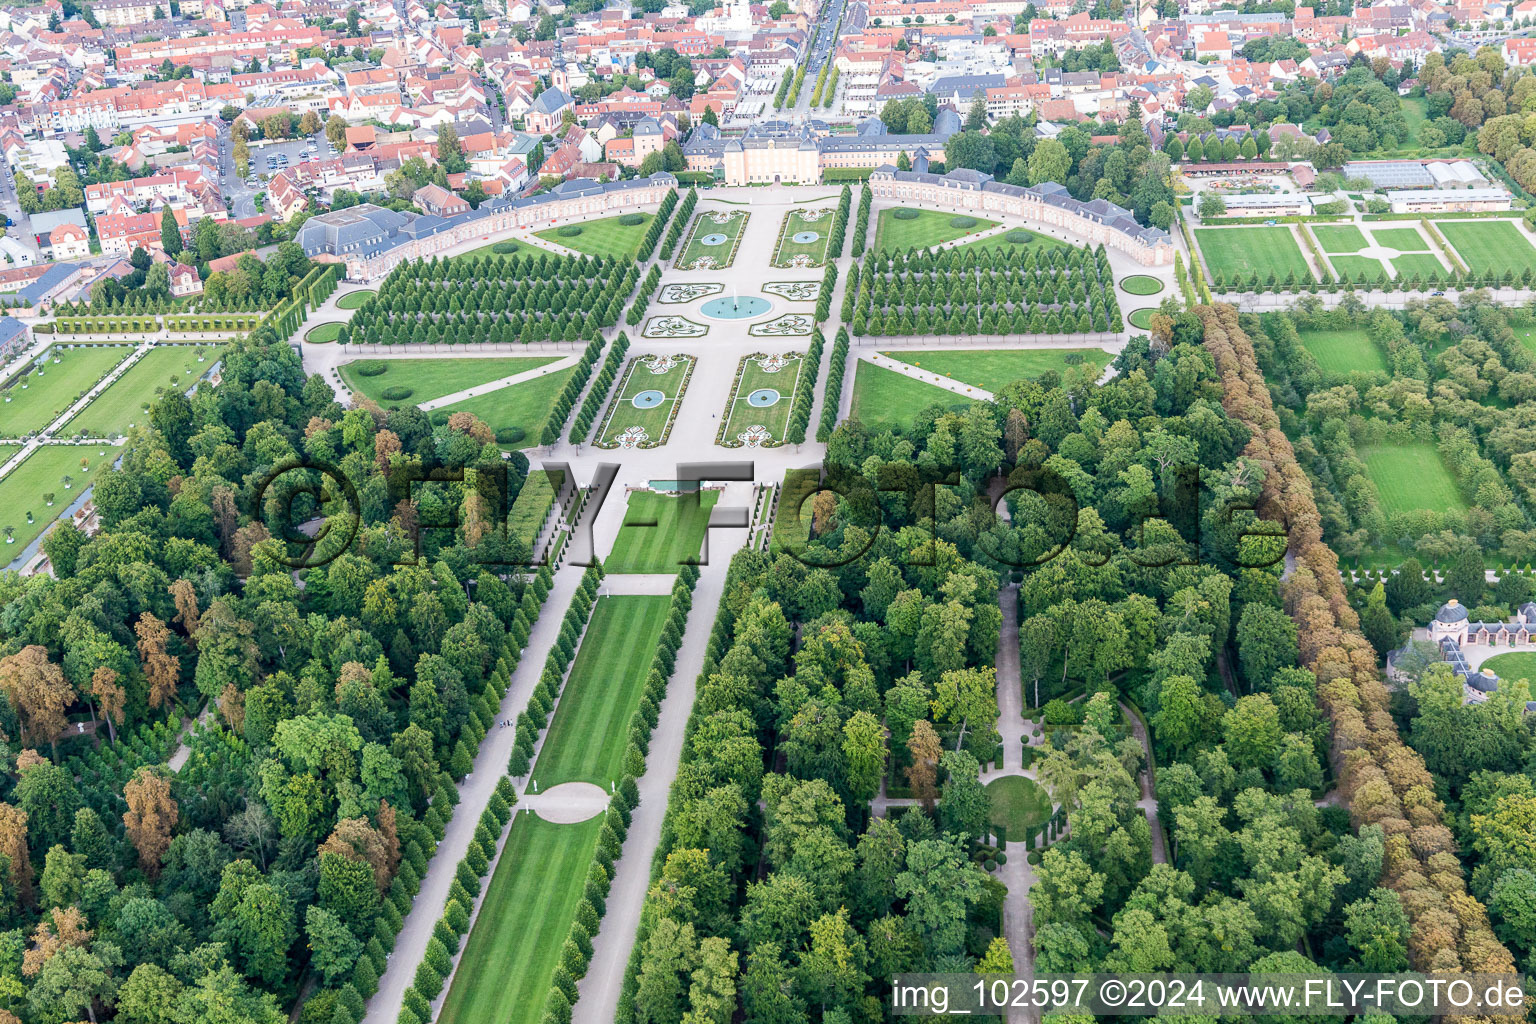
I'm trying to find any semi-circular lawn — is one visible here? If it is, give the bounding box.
[335,290,375,310]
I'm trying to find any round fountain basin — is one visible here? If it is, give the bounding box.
[701,295,771,319]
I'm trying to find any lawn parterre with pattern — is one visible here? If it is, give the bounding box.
[0,444,114,553]
[771,209,835,267]
[605,490,722,573]
[1436,219,1536,277]
[719,352,804,446]
[534,212,655,259]
[873,208,999,253]
[1195,226,1314,283]
[0,345,133,437]
[674,209,749,269]
[594,354,694,448]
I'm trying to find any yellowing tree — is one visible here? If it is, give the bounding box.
[123,767,178,875]
[135,613,179,710]
[0,647,73,748]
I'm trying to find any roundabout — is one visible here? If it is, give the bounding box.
[631,389,666,409]
[746,388,781,407]
[701,295,771,320]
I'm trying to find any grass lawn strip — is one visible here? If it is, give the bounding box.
[594,354,694,449]
[986,775,1053,838]
[720,353,802,446]
[1436,219,1536,276]
[438,367,578,449]
[675,210,749,270]
[0,345,133,438]
[1312,225,1369,253]
[771,209,835,267]
[771,467,820,553]
[1391,253,1448,281]
[530,595,672,789]
[335,290,375,310]
[606,490,722,574]
[874,208,998,253]
[1296,329,1387,375]
[64,345,223,437]
[340,356,559,407]
[880,349,1108,393]
[534,213,654,259]
[434,815,602,1024]
[1362,443,1466,515]
[850,359,974,433]
[1369,227,1432,251]
[1194,226,1314,282]
[0,444,114,552]
[951,227,1073,257]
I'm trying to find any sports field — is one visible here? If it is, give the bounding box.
[0,444,113,552]
[0,345,131,437]
[1296,329,1387,374]
[438,367,578,447]
[771,209,834,267]
[335,289,375,310]
[1195,226,1313,281]
[1437,220,1536,276]
[1312,225,1369,253]
[64,345,222,436]
[531,595,672,789]
[434,815,601,1024]
[340,356,560,407]
[721,353,803,445]
[1362,444,1466,515]
[675,210,749,269]
[881,349,1108,392]
[873,208,998,253]
[1370,227,1431,251]
[594,354,693,448]
[535,213,654,259]
[606,490,721,574]
[849,360,974,433]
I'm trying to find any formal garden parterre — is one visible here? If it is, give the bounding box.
[873,206,999,252]
[674,209,749,270]
[0,344,134,438]
[593,354,694,449]
[533,212,654,259]
[770,208,835,268]
[717,352,804,447]
[62,344,224,437]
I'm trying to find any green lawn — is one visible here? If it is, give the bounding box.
[1392,253,1448,281]
[771,466,820,553]
[1437,220,1536,276]
[0,345,132,437]
[535,213,654,259]
[951,227,1073,257]
[606,490,721,574]
[675,210,748,269]
[595,355,693,448]
[1400,95,1428,148]
[1312,225,1369,253]
[0,444,114,553]
[1330,255,1391,283]
[1128,308,1156,330]
[435,815,601,1024]
[987,775,1053,839]
[531,595,672,789]
[874,208,998,253]
[1195,226,1313,282]
[63,345,222,437]
[772,209,834,267]
[1120,275,1165,296]
[335,290,375,310]
[452,241,522,261]
[1370,227,1431,251]
[1297,329,1387,375]
[340,357,560,407]
[849,360,974,433]
[306,323,344,344]
[722,353,803,445]
[1477,651,1536,684]
[880,349,1107,392]
[438,367,578,448]
[1362,444,1466,515]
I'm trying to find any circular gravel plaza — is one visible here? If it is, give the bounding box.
[699,232,729,246]
[746,388,782,407]
[1128,308,1156,330]
[1122,275,1165,296]
[700,295,771,320]
[792,231,820,244]
[631,390,666,409]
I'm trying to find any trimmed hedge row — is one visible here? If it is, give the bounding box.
[787,329,823,445]
[386,565,559,1024]
[626,265,663,326]
[572,333,630,443]
[816,326,850,442]
[815,262,837,324]
[537,566,699,1024]
[852,183,872,257]
[636,189,678,263]
[508,563,606,777]
[539,334,607,446]
[657,189,698,263]
[827,184,852,260]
